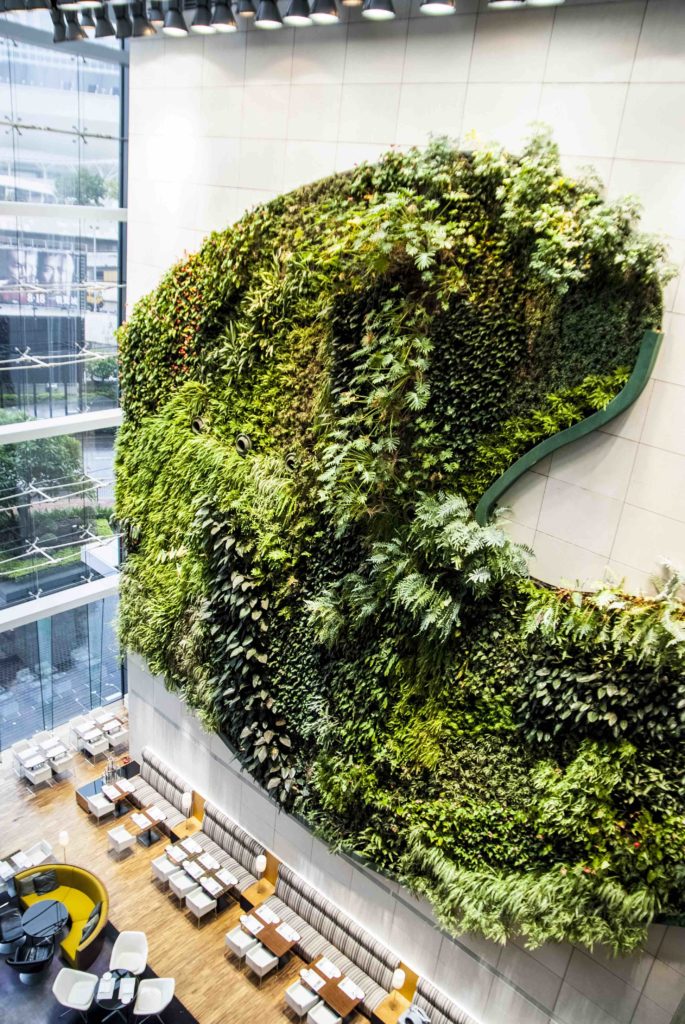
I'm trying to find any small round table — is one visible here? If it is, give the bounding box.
[96,968,139,1023]
[21,899,69,940]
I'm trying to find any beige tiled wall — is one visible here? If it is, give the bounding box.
[126,0,685,597]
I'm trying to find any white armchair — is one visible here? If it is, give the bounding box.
[109,930,148,976]
[68,716,88,749]
[307,1005,342,1024]
[83,733,109,761]
[87,793,115,824]
[52,967,98,1022]
[108,826,135,859]
[225,924,258,965]
[49,747,75,777]
[185,889,217,928]
[286,981,321,1019]
[10,740,31,778]
[23,840,53,867]
[108,727,129,753]
[169,871,200,906]
[245,943,279,987]
[132,978,175,1023]
[25,761,52,789]
[151,855,177,888]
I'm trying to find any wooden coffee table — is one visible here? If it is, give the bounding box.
[241,910,297,959]
[307,957,364,1018]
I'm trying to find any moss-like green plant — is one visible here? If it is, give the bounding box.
[117,132,684,951]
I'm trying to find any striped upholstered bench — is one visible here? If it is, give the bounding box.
[414,977,479,1024]
[129,747,193,832]
[193,802,265,893]
[263,865,401,1015]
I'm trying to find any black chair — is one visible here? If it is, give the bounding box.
[6,937,54,985]
[0,907,23,954]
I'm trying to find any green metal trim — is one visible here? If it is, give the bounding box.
[474,329,663,526]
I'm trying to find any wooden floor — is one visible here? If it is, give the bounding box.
[0,727,312,1024]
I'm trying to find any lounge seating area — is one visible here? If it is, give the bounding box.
[128,746,193,835]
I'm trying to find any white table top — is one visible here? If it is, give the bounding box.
[81,729,102,742]
[18,746,40,763]
[22,754,47,770]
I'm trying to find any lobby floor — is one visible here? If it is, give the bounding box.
[0,735,315,1024]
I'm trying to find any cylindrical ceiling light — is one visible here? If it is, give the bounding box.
[114,5,132,35]
[237,0,255,16]
[94,4,115,35]
[419,0,454,14]
[309,0,337,23]
[65,9,88,38]
[341,0,361,7]
[148,0,163,23]
[361,0,394,19]
[80,7,96,29]
[255,0,282,28]
[132,0,156,35]
[163,0,188,33]
[283,0,311,26]
[211,1,237,31]
[50,6,67,41]
[191,0,216,31]
[526,0,564,5]
[487,0,524,7]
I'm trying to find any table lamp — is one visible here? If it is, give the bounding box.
[389,967,406,1011]
[255,853,267,893]
[58,829,69,864]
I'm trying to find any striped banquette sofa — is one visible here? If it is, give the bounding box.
[193,801,265,894]
[263,865,401,1015]
[130,747,193,833]
[414,978,479,1024]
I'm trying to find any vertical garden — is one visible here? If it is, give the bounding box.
[116,133,685,952]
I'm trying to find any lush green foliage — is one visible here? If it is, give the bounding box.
[116,133,683,952]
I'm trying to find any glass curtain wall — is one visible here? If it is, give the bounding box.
[0,32,126,749]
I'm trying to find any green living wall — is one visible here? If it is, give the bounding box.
[117,134,685,953]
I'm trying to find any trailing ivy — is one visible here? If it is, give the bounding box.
[116,131,684,952]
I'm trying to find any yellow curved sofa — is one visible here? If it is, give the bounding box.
[14,864,109,969]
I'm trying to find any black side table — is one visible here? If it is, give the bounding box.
[96,968,139,1023]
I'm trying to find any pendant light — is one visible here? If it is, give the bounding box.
[191,0,216,31]
[341,0,361,6]
[255,0,282,28]
[237,0,255,16]
[148,0,163,23]
[361,0,394,19]
[114,5,132,36]
[283,0,310,26]
[94,4,115,35]
[80,7,96,30]
[419,0,454,14]
[65,9,88,38]
[50,6,67,41]
[487,0,524,7]
[163,0,188,34]
[132,0,156,34]
[309,0,337,23]
[526,0,564,5]
[211,1,237,31]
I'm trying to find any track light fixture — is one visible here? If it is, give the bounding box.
[79,6,95,30]
[148,0,164,23]
[309,0,338,23]
[131,0,156,35]
[64,9,88,38]
[211,0,237,31]
[163,0,188,34]
[419,0,454,14]
[283,0,311,26]
[361,0,394,19]
[114,5,132,36]
[94,4,115,35]
[191,0,216,32]
[237,0,256,16]
[255,0,283,28]
[50,5,67,41]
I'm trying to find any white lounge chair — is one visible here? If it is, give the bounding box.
[185,889,217,928]
[286,980,321,1019]
[52,967,98,1023]
[132,977,175,1022]
[308,1004,342,1024]
[108,826,135,859]
[23,840,53,867]
[225,924,258,965]
[151,855,177,888]
[87,793,115,823]
[169,871,200,906]
[109,930,148,976]
[245,942,278,987]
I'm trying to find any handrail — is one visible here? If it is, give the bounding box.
[474,328,663,526]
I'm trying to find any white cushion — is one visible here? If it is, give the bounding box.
[69,980,96,1009]
[116,953,146,974]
